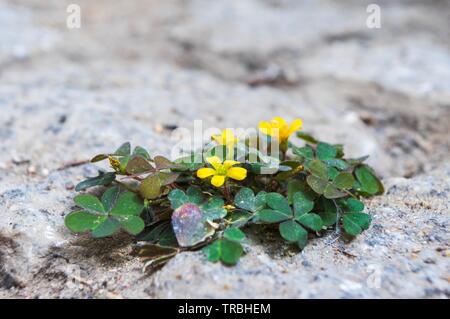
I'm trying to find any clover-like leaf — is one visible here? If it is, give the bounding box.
[110,191,144,216]
[234,187,266,213]
[74,194,106,213]
[355,165,384,195]
[171,203,215,247]
[201,197,227,220]
[318,198,338,227]
[116,215,145,235]
[323,184,347,199]
[296,131,319,144]
[203,239,243,265]
[75,172,116,192]
[186,186,203,205]
[295,213,323,231]
[316,142,337,160]
[293,192,314,216]
[126,156,153,174]
[221,240,244,265]
[113,142,131,156]
[139,174,161,199]
[65,211,107,233]
[154,155,174,170]
[333,172,355,190]
[258,209,291,223]
[132,146,151,160]
[224,227,246,242]
[306,159,328,179]
[293,145,314,159]
[168,189,189,209]
[101,186,121,212]
[279,220,307,244]
[306,175,328,194]
[91,218,121,238]
[343,212,371,236]
[324,159,349,170]
[344,198,365,212]
[265,193,292,216]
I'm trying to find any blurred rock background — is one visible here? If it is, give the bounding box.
[0,0,449,298]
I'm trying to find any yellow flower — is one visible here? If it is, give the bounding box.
[211,129,239,146]
[197,156,247,187]
[258,117,302,142]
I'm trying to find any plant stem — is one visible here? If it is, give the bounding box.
[223,182,232,203]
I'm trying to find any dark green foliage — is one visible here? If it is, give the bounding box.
[65,130,383,269]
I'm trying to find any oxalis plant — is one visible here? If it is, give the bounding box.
[65,117,384,269]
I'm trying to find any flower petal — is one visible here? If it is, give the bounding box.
[227,167,247,181]
[197,168,216,179]
[272,117,287,127]
[206,156,222,170]
[211,175,226,187]
[211,134,223,144]
[259,121,273,136]
[223,160,239,169]
[288,118,303,135]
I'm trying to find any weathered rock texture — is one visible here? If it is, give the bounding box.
[0,0,449,298]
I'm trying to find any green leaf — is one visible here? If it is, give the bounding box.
[168,189,189,209]
[265,193,292,216]
[293,145,314,159]
[118,215,145,235]
[306,160,328,179]
[114,142,131,156]
[201,197,227,220]
[186,186,203,205]
[279,220,307,243]
[91,154,108,163]
[258,209,291,223]
[318,198,338,227]
[324,184,347,199]
[91,218,121,238]
[296,131,319,144]
[221,239,243,265]
[355,165,383,195]
[101,186,121,212]
[296,213,323,231]
[327,166,339,180]
[226,210,253,228]
[139,174,161,199]
[323,159,349,170]
[234,187,265,213]
[75,172,116,192]
[126,156,153,174]
[293,192,314,216]
[224,228,245,242]
[110,192,144,216]
[345,198,364,212]
[306,175,328,194]
[333,172,355,190]
[203,240,221,262]
[316,142,337,160]
[65,211,106,233]
[342,213,371,236]
[157,172,180,186]
[74,194,106,213]
[133,146,151,160]
[154,155,174,170]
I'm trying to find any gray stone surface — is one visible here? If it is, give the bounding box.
[0,0,449,298]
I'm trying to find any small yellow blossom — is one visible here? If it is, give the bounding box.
[258,117,302,142]
[197,156,247,187]
[211,129,239,146]
[108,156,121,171]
